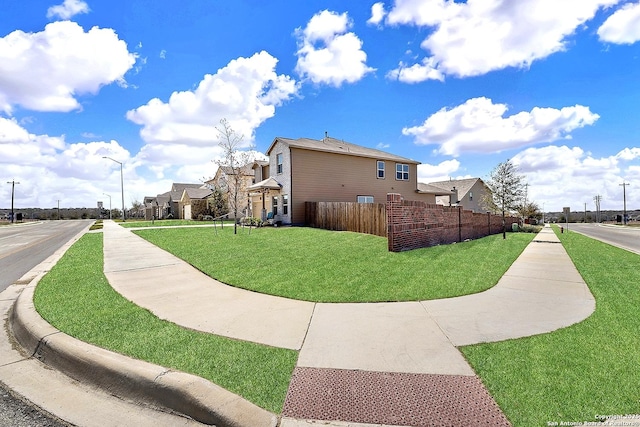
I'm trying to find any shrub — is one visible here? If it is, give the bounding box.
[518,225,542,233]
[240,217,263,227]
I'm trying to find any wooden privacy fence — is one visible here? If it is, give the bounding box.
[305,195,520,252]
[305,202,387,237]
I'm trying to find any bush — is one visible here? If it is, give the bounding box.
[240,217,263,227]
[518,225,542,233]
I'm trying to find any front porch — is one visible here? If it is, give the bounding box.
[248,177,283,225]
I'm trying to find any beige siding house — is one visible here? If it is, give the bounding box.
[249,136,445,225]
[208,164,256,219]
[428,178,491,213]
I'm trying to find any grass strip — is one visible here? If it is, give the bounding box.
[33,233,297,413]
[134,226,535,303]
[462,228,640,426]
[120,219,234,228]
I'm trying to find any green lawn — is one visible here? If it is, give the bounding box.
[33,233,297,413]
[30,224,640,423]
[120,219,233,228]
[134,226,535,302]
[462,228,640,426]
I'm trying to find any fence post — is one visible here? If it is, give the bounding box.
[458,206,462,242]
[487,211,491,235]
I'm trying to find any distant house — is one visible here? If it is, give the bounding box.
[207,164,256,219]
[179,187,213,220]
[144,193,170,220]
[144,183,204,220]
[248,136,446,225]
[427,178,491,213]
[169,183,202,219]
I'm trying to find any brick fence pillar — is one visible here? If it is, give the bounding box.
[386,193,402,252]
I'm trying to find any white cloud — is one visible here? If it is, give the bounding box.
[47,0,90,19]
[598,1,640,44]
[511,145,639,211]
[386,57,444,83]
[417,159,461,182]
[295,10,375,87]
[0,117,169,208]
[367,3,387,26]
[126,51,298,178]
[616,147,640,160]
[0,21,137,114]
[385,0,619,82]
[403,97,600,156]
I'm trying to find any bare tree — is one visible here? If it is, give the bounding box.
[483,159,526,239]
[214,119,255,234]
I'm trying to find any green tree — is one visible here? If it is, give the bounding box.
[207,187,228,218]
[483,159,526,239]
[517,201,541,223]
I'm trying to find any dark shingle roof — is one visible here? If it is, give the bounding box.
[417,183,454,195]
[183,188,213,200]
[268,136,420,164]
[428,178,483,198]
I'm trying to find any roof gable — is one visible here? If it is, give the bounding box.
[417,183,454,195]
[428,178,484,198]
[185,188,213,199]
[266,136,420,164]
[171,183,202,192]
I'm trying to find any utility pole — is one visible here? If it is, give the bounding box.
[57,200,60,220]
[593,195,602,223]
[620,182,630,225]
[584,202,587,223]
[6,180,20,223]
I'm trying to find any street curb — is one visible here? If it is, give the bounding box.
[8,232,278,427]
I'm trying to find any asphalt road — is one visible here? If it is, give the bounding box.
[0,220,90,426]
[565,223,640,255]
[0,220,91,291]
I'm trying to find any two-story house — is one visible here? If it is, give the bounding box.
[248,136,447,225]
[207,164,257,219]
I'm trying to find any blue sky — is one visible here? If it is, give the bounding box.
[2,0,640,212]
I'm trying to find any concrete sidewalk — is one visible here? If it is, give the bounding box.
[100,221,595,426]
[7,222,597,427]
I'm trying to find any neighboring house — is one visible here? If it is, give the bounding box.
[179,187,213,220]
[144,183,203,220]
[208,164,256,219]
[169,183,203,219]
[144,193,171,220]
[427,178,491,213]
[248,136,444,225]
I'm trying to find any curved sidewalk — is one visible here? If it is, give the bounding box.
[101,221,595,426]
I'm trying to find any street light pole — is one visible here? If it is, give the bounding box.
[6,180,20,223]
[620,182,630,225]
[103,193,112,219]
[103,157,125,221]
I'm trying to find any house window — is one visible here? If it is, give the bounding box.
[357,195,374,203]
[276,153,283,174]
[469,191,473,201]
[272,196,278,215]
[377,160,385,179]
[396,163,409,180]
[283,195,289,215]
